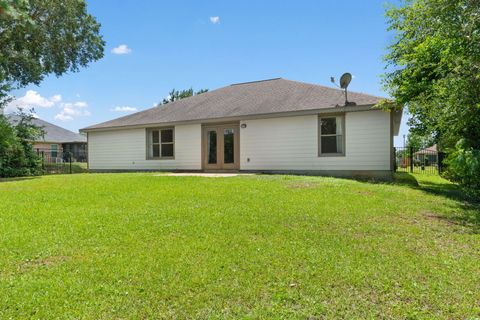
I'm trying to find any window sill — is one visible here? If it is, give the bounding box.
[147,157,175,160]
[318,153,346,157]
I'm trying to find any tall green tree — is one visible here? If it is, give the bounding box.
[0,0,104,177]
[384,0,480,149]
[406,132,434,150]
[161,88,208,105]
[0,0,105,105]
[384,0,480,189]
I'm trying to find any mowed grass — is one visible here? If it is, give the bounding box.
[0,173,479,319]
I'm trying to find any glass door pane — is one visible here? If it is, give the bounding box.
[207,130,217,164]
[223,128,234,164]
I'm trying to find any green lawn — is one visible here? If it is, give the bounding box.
[43,162,88,174]
[0,173,479,319]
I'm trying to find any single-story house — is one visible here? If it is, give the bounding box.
[7,115,87,162]
[414,144,438,165]
[81,78,402,178]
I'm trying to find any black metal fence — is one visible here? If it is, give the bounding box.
[394,146,445,174]
[36,149,88,174]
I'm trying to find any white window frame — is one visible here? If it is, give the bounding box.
[51,144,58,158]
[146,127,175,160]
[318,115,346,157]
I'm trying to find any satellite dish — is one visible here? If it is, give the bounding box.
[330,72,356,106]
[339,73,352,89]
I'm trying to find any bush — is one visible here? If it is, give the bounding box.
[444,140,480,198]
[0,111,43,178]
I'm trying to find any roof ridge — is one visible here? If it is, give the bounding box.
[230,78,282,86]
[34,118,82,135]
[7,114,70,131]
[6,114,86,142]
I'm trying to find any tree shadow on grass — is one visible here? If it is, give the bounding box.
[391,172,420,187]
[393,172,480,233]
[43,163,88,174]
[0,176,39,183]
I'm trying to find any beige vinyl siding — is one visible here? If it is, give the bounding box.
[32,142,63,153]
[88,124,201,170]
[239,110,391,171]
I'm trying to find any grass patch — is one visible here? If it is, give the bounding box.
[43,162,88,174]
[0,173,479,319]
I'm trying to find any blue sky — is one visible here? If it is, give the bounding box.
[7,0,407,146]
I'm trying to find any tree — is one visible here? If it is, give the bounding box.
[384,0,480,149]
[0,109,43,177]
[0,0,105,104]
[406,132,434,150]
[161,88,208,105]
[0,0,104,177]
[384,0,480,190]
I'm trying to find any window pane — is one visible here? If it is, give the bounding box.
[321,118,337,135]
[321,136,338,154]
[336,117,342,135]
[161,129,173,143]
[161,143,174,157]
[336,135,343,153]
[152,144,160,157]
[51,144,58,158]
[152,131,159,143]
[207,130,217,164]
[224,128,234,164]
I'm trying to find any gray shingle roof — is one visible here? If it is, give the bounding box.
[83,78,384,131]
[7,115,87,143]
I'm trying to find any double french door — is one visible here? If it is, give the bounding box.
[202,123,240,171]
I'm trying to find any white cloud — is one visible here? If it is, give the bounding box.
[54,113,74,122]
[50,94,62,103]
[210,16,220,24]
[111,106,138,113]
[111,44,132,55]
[5,90,62,113]
[5,90,91,122]
[55,101,90,122]
[73,101,88,108]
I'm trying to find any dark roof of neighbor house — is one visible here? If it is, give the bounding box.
[415,144,438,154]
[83,78,384,131]
[7,115,87,143]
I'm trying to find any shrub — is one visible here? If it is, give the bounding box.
[0,111,43,178]
[444,140,480,198]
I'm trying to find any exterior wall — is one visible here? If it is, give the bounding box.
[88,124,202,170]
[87,110,392,175]
[33,142,63,159]
[34,142,62,152]
[239,110,391,172]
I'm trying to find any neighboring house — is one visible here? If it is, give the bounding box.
[414,144,438,165]
[81,78,402,178]
[7,115,87,162]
